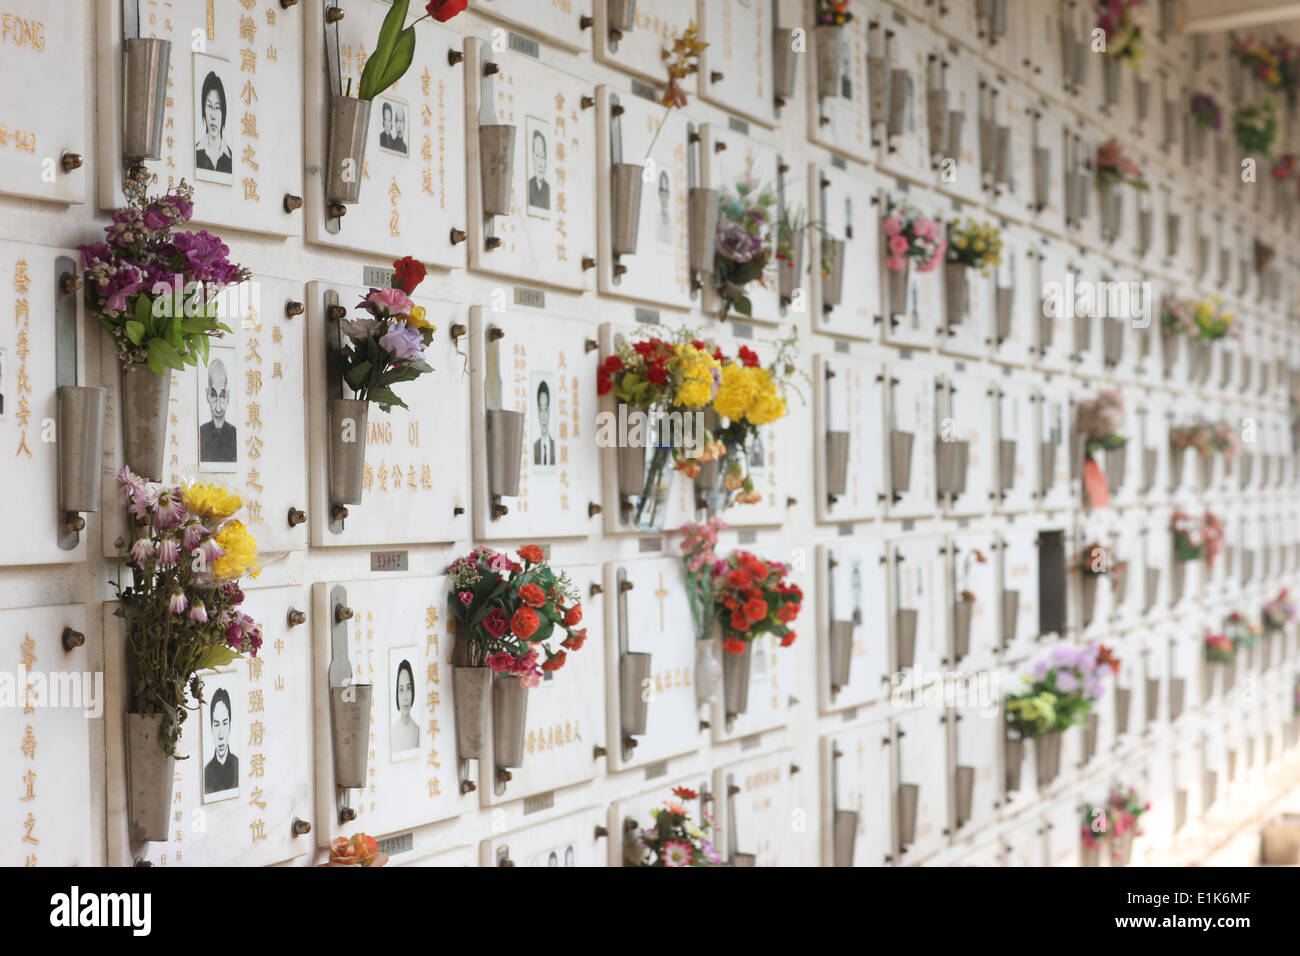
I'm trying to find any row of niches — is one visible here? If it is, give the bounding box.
[4,544,1297,867]
[7,0,1300,312]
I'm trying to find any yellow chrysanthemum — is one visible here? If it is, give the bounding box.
[212,520,260,580]
[745,372,787,425]
[404,305,436,332]
[713,363,758,421]
[672,344,720,408]
[183,482,241,519]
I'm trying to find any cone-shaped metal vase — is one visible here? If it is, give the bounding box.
[815,26,841,100]
[492,674,529,770]
[479,124,517,217]
[1084,712,1099,761]
[121,364,170,480]
[1040,440,1057,492]
[1166,212,1181,256]
[1114,686,1131,735]
[330,683,373,789]
[688,186,719,275]
[723,641,752,719]
[1174,788,1188,831]
[1035,731,1061,787]
[821,237,846,308]
[887,260,910,318]
[1144,677,1160,724]
[1160,328,1179,378]
[325,95,372,205]
[1141,446,1157,493]
[1203,770,1217,809]
[452,666,491,760]
[944,261,969,328]
[1138,207,1152,254]
[895,608,918,669]
[1168,676,1185,720]
[890,429,914,495]
[126,713,175,842]
[328,398,368,506]
[1143,567,1160,613]
[1082,843,1100,867]
[950,440,969,495]
[1103,317,1125,366]
[619,651,651,737]
[1001,589,1019,647]
[999,438,1017,493]
[867,55,890,126]
[1198,452,1213,491]
[1033,147,1050,209]
[772,28,800,104]
[1040,310,1056,350]
[1080,572,1099,627]
[1105,444,1127,492]
[953,599,973,660]
[927,88,949,159]
[486,408,526,499]
[610,162,644,256]
[1005,737,1024,792]
[995,286,1014,342]
[1168,444,1184,488]
[1075,314,1092,355]
[825,430,850,497]
[829,620,854,690]
[947,109,965,159]
[898,783,919,847]
[777,229,804,304]
[887,69,912,139]
[58,385,106,514]
[1170,560,1185,603]
[954,765,974,826]
[122,38,171,161]
[607,0,636,32]
[832,809,858,866]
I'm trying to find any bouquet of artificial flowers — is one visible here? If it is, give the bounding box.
[1204,632,1236,664]
[946,218,1003,274]
[1262,588,1296,634]
[319,833,389,867]
[712,550,802,654]
[1006,644,1119,740]
[626,787,721,867]
[337,256,436,411]
[1171,509,1204,562]
[712,180,777,319]
[883,205,945,273]
[1096,138,1149,191]
[1191,92,1222,131]
[1235,98,1278,155]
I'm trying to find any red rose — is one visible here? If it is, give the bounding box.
[633,340,655,357]
[509,561,522,574]
[777,602,799,623]
[742,598,768,623]
[740,555,769,582]
[563,604,583,626]
[727,569,753,589]
[482,607,508,639]
[425,0,467,22]
[723,637,747,654]
[722,596,739,611]
[779,630,797,647]
[541,650,567,671]
[646,360,669,386]
[561,628,587,650]
[510,607,540,640]
[738,345,760,367]
[517,583,547,608]
[672,786,698,800]
[392,255,427,293]
[597,373,613,396]
[730,610,751,632]
[713,348,724,362]
[518,544,544,564]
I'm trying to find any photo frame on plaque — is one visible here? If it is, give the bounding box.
[95,0,303,238]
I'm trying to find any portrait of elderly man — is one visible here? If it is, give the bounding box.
[199,353,237,466]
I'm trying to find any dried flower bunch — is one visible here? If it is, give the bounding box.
[1191,92,1222,131]
[660,21,707,109]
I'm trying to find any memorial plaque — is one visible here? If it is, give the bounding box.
[97,275,307,558]
[604,557,699,771]
[96,0,303,238]
[893,708,947,861]
[818,541,889,712]
[105,587,312,866]
[815,354,884,524]
[932,0,980,52]
[890,535,943,677]
[0,243,91,567]
[479,805,606,867]
[593,87,694,310]
[697,0,777,127]
[607,773,710,866]
[1021,0,1064,98]
[0,603,92,866]
[885,363,936,518]
[810,164,885,340]
[1076,521,1116,635]
[712,749,797,865]
[0,0,85,204]
[311,576,474,843]
[479,564,605,803]
[952,699,999,835]
[301,1,467,267]
[468,307,599,540]
[822,723,894,867]
[1002,819,1045,866]
[305,280,468,548]
[1000,527,1040,652]
[1143,635,1168,727]
[807,10,873,164]
[949,530,998,672]
[593,0,695,87]
[988,226,1036,368]
[469,0,594,53]
[700,123,793,325]
[930,50,984,203]
[1110,522,1140,624]
[995,379,1034,513]
[401,843,476,867]
[939,233,993,359]
[1031,105,1068,236]
[1042,795,1082,866]
[874,12,932,180]
[985,82,1035,225]
[941,371,993,517]
[465,38,596,291]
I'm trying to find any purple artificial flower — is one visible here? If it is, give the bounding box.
[1052,645,1080,669]
[378,320,425,360]
[157,536,180,567]
[1085,678,1106,700]
[142,208,170,232]
[101,265,146,312]
[1032,659,1049,681]
[1056,671,1080,693]
[188,602,208,624]
[339,317,382,342]
[79,242,116,272]
[129,537,156,565]
[168,589,188,615]
[716,224,758,263]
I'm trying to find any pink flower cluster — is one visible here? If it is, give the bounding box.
[487,648,542,687]
[679,517,726,572]
[882,208,945,273]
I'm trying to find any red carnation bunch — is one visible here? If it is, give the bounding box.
[712,550,802,653]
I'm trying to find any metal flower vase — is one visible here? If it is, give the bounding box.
[610,162,645,256]
[943,261,969,328]
[1035,730,1062,788]
[890,429,914,496]
[486,408,525,498]
[953,598,973,660]
[999,438,1017,493]
[620,651,652,737]
[1080,572,1099,627]
[325,96,372,207]
[687,186,719,276]
[898,783,919,848]
[772,28,800,106]
[723,640,752,720]
[328,398,369,507]
[126,713,174,842]
[1005,737,1024,793]
[58,385,106,519]
[821,237,846,308]
[815,26,841,100]
[1001,589,1019,647]
[825,430,850,497]
[121,364,170,480]
[479,124,518,217]
[452,666,492,760]
[954,765,975,827]
[330,682,374,789]
[895,608,918,669]
[887,261,910,318]
[1105,444,1127,492]
[832,809,859,866]
[1114,686,1131,735]
[122,38,171,162]
[493,674,529,770]
[829,620,854,691]
[777,229,804,305]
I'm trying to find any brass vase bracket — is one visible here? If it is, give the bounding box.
[55,256,105,551]
[616,567,651,759]
[328,584,373,795]
[609,94,644,267]
[685,123,717,297]
[484,325,524,518]
[324,289,367,534]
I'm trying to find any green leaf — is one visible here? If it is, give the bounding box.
[368,386,406,410]
[148,338,185,372]
[146,350,165,375]
[344,362,372,390]
[180,317,215,334]
[734,296,753,317]
[125,320,146,345]
[192,333,210,367]
[196,643,242,671]
[358,0,413,101]
[133,294,152,326]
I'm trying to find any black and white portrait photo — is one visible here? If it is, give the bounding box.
[655,170,673,248]
[525,116,551,218]
[389,648,420,762]
[747,429,766,471]
[198,345,237,472]
[850,559,863,626]
[837,31,852,100]
[193,54,235,185]
[378,96,409,157]
[531,372,557,471]
[201,671,241,803]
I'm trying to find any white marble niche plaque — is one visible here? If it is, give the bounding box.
[818,540,890,713]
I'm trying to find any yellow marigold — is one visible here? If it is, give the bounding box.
[713,363,758,420]
[212,520,261,580]
[672,344,720,408]
[183,482,241,519]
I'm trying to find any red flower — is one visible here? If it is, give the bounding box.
[1096,644,1121,676]
[517,583,547,608]
[727,569,753,589]
[713,348,725,362]
[646,359,669,386]
[672,786,698,800]
[561,628,587,651]
[482,607,508,639]
[510,607,540,640]
[691,340,706,350]
[777,602,800,623]
[563,604,583,626]
[730,610,751,632]
[392,255,427,293]
[742,598,768,623]
[542,650,567,671]
[425,0,467,22]
[509,561,522,574]
[602,355,623,373]
[739,554,769,582]
[518,544,544,564]
[723,637,747,654]
[738,345,760,367]
[779,630,797,647]
[722,597,739,611]
[633,340,656,357]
